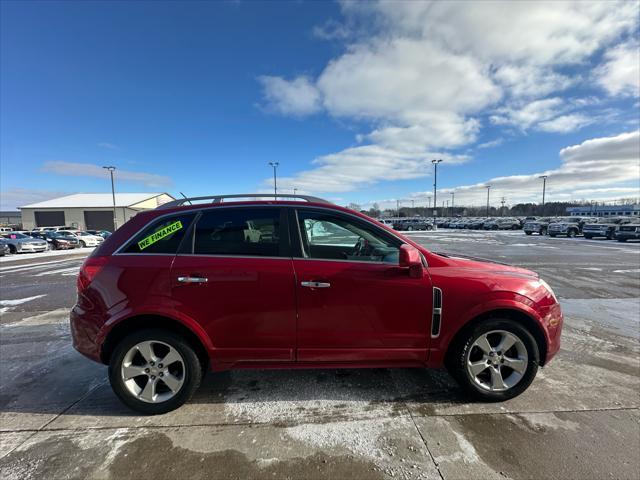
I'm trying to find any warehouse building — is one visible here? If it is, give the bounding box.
[20,192,175,231]
[566,204,639,217]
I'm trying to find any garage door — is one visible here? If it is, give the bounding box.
[34,211,65,227]
[84,211,114,231]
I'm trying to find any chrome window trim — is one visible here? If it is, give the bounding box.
[114,205,282,256]
[114,204,429,267]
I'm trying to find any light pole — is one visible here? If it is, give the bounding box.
[432,159,443,226]
[539,175,547,216]
[450,192,455,217]
[293,188,298,196]
[102,166,117,230]
[485,185,491,218]
[269,162,279,199]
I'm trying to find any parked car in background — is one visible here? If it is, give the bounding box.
[0,238,10,256]
[0,232,48,253]
[523,218,551,235]
[582,217,632,240]
[43,231,80,249]
[58,230,104,248]
[87,230,112,239]
[71,194,563,414]
[393,218,433,231]
[548,217,597,238]
[615,219,640,242]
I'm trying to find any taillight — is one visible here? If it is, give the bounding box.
[77,256,108,292]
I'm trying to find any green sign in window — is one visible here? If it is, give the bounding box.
[137,220,183,250]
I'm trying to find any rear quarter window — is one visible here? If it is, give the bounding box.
[123,213,196,254]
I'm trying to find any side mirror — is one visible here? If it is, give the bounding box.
[399,244,424,278]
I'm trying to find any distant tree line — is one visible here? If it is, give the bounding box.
[347,198,639,219]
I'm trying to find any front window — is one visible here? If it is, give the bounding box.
[297,210,399,264]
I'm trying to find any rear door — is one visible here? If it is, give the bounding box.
[291,208,432,363]
[170,207,297,366]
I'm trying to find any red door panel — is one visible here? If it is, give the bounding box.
[293,259,432,362]
[170,256,297,365]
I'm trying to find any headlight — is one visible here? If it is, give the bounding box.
[538,278,558,302]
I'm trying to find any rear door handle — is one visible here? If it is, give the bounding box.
[301,281,330,288]
[177,276,208,284]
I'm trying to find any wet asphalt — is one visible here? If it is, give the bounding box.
[0,231,638,480]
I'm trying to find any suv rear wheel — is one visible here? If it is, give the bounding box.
[448,319,539,401]
[108,329,203,414]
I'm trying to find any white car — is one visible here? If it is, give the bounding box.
[58,230,104,248]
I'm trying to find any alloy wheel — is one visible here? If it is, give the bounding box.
[121,340,186,403]
[466,330,528,392]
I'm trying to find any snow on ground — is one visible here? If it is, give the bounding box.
[0,247,93,263]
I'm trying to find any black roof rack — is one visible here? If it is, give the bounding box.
[158,193,331,209]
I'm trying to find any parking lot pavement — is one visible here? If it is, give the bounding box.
[0,230,638,479]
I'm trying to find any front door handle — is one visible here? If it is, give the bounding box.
[177,276,208,284]
[301,281,330,288]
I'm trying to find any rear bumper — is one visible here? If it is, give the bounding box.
[70,305,103,363]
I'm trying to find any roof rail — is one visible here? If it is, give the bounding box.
[158,193,332,209]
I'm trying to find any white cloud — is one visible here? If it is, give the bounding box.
[269,146,469,194]
[41,162,172,188]
[596,41,640,97]
[477,139,504,149]
[98,142,119,150]
[0,188,68,211]
[538,114,594,133]
[402,131,640,207]
[367,114,480,151]
[258,1,639,196]
[258,75,321,116]
[317,38,500,121]
[491,98,594,133]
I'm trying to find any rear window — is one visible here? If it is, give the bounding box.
[191,208,282,257]
[123,213,196,254]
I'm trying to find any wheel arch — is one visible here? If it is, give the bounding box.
[444,308,548,370]
[100,314,210,370]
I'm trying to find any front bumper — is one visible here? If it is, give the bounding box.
[615,231,640,240]
[542,302,563,364]
[19,243,47,252]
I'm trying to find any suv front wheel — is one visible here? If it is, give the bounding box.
[448,319,539,401]
[108,329,203,414]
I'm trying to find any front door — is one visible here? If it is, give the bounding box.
[292,209,432,363]
[170,207,296,366]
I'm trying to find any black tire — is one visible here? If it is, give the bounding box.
[447,319,539,402]
[549,233,556,237]
[541,228,547,235]
[606,231,613,240]
[568,229,576,238]
[8,245,16,254]
[79,240,86,248]
[108,329,203,415]
[525,231,532,235]
[617,238,627,242]
[584,234,592,240]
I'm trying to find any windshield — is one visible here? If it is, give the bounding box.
[2,233,28,239]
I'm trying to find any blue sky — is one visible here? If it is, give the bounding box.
[1,0,639,211]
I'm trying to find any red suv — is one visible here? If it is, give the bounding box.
[71,194,563,414]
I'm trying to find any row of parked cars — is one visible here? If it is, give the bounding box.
[376,215,640,242]
[0,227,112,256]
[522,216,639,242]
